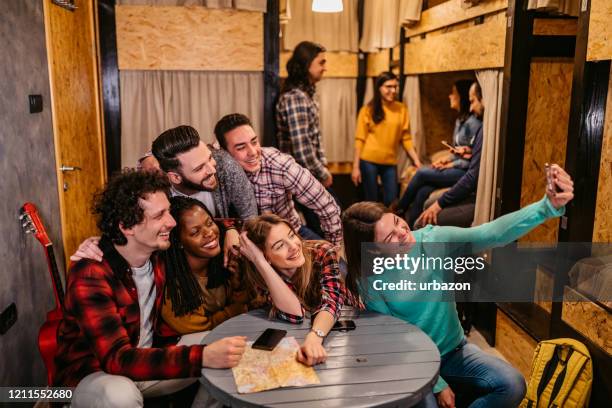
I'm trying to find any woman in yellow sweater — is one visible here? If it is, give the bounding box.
[352,71,422,206]
[161,196,263,335]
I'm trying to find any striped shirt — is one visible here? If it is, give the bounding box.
[245,147,342,245]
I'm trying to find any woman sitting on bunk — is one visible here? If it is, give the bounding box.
[352,71,422,206]
[341,164,574,408]
[393,80,483,226]
[238,214,362,366]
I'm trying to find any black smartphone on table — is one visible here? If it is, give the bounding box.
[331,320,356,332]
[252,328,287,351]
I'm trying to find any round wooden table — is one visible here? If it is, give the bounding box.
[200,309,440,408]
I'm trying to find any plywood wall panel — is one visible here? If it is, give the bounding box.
[116,5,263,71]
[562,286,612,354]
[404,13,506,75]
[587,0,612,62]
[405,0,508,38]
[519,60,573,243]
[593,67,612,242]
[279,51,357,78]
[533,18,578,36]
[367,51,390,77]
[496,310,537,380]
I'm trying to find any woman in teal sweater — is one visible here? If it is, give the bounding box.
[342,164,574,408]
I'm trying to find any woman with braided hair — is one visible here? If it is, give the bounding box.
[161,196,264,335]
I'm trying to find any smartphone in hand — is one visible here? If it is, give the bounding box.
[441,141,456,152]
[545,163,558,195]
[252,328,287,351]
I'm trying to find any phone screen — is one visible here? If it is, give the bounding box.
[252,328,287,351]
[331,320,356,332]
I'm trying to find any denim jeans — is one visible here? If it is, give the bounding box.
[296,187,342,238]
[359,159,398,206]
[416,339,526,408]
[298,225,323,241]
[397,167,466,226]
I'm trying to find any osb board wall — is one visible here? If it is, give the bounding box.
[404,12,506,74]
[534,265,553,313]
[519,60,573,243]
[562,286,612,354]
[420,71,477,158]
[587,0,612,61]
[367,51,389,77]
[533,18,578,36]
[405,0,508,38]
[496,310,537,380]
[592,67,612,242]
[116,6,263,71]
[44,0,106,262]
[279,51,357,78]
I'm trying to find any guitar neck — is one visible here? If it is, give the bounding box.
[45,244,65,309]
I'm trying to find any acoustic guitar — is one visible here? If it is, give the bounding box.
[20,202,64,385]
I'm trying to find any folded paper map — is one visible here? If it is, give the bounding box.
[232,336,320,393]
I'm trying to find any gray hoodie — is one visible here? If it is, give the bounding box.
[171,147,257,220]
[210,147,257,219]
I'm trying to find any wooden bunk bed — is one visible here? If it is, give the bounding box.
[388,1,610,406]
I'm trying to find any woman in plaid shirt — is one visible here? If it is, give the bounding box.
[238,214,362,367]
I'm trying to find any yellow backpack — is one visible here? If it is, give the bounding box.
[520,338,592,408]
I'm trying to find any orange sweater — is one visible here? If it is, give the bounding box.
[355,101,413,165]
[162,273,265,335]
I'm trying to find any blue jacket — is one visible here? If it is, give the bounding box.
[438,126,483,208]
[451,115,482,169]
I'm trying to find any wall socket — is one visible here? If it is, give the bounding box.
[28,94,43,113]
[0,303,17,335]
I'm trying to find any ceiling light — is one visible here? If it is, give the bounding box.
[312,0,343,13]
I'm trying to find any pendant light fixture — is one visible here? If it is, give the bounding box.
[312,0,343,13]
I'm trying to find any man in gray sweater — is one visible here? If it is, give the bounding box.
[152,125,257,260]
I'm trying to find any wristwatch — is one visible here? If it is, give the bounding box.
[310,328,326,338]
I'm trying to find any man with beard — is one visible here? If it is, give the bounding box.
[152,125,257,261]
[55,170,246,407]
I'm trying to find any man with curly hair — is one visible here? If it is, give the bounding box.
[54,170,247,407]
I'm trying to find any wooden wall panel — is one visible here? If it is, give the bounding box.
[405,0,508,38]
[116,5,263,71]
[404,13,506,75]
[420,72,477,158]
[587,0,612,62]
[533,18,578,36]
[593,67,612,242]
[367,51,390,77]
[519,60,573,243]
[496,310,537,380]
[562,286,612,354]
[280,51,357,78]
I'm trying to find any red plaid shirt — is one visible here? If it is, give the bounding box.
[54,239,204,387]
[268,241,363,324]
[246,147,342,245]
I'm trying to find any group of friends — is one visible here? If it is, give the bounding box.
[53,41,575,408]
